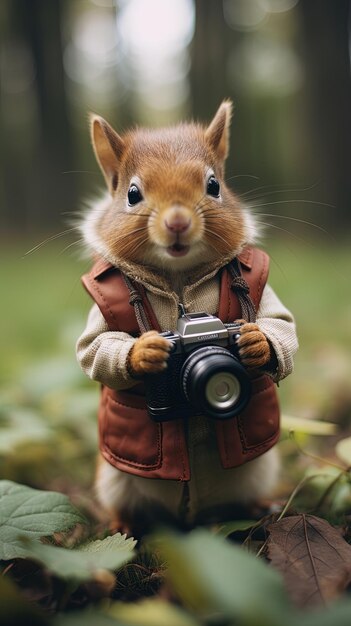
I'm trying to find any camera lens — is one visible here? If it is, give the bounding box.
[181,346,251,420]
[205,372,241,410]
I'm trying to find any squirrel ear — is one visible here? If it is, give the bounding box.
[205,100,233,162]
[90,114,125,194]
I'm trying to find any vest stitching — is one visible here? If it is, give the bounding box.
[237,421,279,454]
[84,249,277,478]
[256,250,268,308]
[237,382,279,452]
[220,375,277,463]
[88,273,122,331]
[109,397,147,411]
[101,446,162,470]
[104,396,162,468]
[227,271,233,321]
[139,285,162,331]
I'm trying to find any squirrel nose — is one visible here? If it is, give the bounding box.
[164,216,191,233]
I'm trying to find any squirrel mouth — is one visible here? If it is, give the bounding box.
[166,243,190,257]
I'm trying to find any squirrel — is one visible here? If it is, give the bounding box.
[77,101,298,536]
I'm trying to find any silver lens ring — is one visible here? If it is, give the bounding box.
[205,372,241,410]
[181,345,251,419]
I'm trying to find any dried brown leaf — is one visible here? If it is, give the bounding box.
[266,514,351,608]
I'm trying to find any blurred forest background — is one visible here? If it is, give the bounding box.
[0,0,350,494]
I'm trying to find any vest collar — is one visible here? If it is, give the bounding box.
[237,246,253,270]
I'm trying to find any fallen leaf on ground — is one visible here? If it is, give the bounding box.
[266,514,351,608]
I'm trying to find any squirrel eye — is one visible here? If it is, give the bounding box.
[207,175,220,197]
[128,184,143,206]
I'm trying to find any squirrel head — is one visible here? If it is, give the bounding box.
[84,101,256,272]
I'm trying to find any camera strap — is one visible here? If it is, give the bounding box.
[122,274,154,333]
[227,258,257,323]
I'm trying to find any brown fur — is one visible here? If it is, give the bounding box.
[237,323,271,369]
[127,330,171,375]
[90,104,246,274]
[87,102,271,377]
[80,103,284,535]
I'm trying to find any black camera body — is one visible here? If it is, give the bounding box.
[144,312,251,422]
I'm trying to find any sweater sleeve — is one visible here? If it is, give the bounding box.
[76,304,137,390]
[256,284,298,382]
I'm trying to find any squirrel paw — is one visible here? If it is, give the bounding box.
[236,322,271,369]
[128,330,171,375]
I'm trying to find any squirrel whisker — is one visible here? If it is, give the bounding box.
[239,180,320,200]
[256,213,330,236]
[249,198,334,210]
[255,219,314,246]
[205,227,234,247]
[58,238,85,256]
[225,173,260,184]
[24,228,78,256]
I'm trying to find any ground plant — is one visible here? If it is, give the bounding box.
[1,237,351,625]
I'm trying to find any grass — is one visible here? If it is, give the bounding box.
[0,237,90,381]
[265,237,351,417]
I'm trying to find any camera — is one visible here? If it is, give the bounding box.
[144,311,251,421]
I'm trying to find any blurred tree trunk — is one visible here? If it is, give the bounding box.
[188,1,286,192]
[1,0,76,233]
[190,0,231,119]
[298,0,351,227]
[189,0,247,183]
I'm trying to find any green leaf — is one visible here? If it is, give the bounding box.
[109,598,200,626]
[19,533,136,583]
[329,482,351,517]
[0,480,86,560]
[155,529,291,626]
[21,357,83,398]
[78,533,137,554]
[214,519,257,538]
[282,414,337,435]
[0,407,52,452]
[335,436,351,466]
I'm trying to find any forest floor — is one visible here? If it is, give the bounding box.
[1,235,351,625]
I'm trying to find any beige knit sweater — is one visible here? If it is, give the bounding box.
[77,259,297,389]
[76,253,298,521]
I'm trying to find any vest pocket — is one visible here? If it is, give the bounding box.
[102,391,162,469]
[237,374,280,450]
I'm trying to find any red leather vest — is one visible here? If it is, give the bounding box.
[82,247,280,481]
